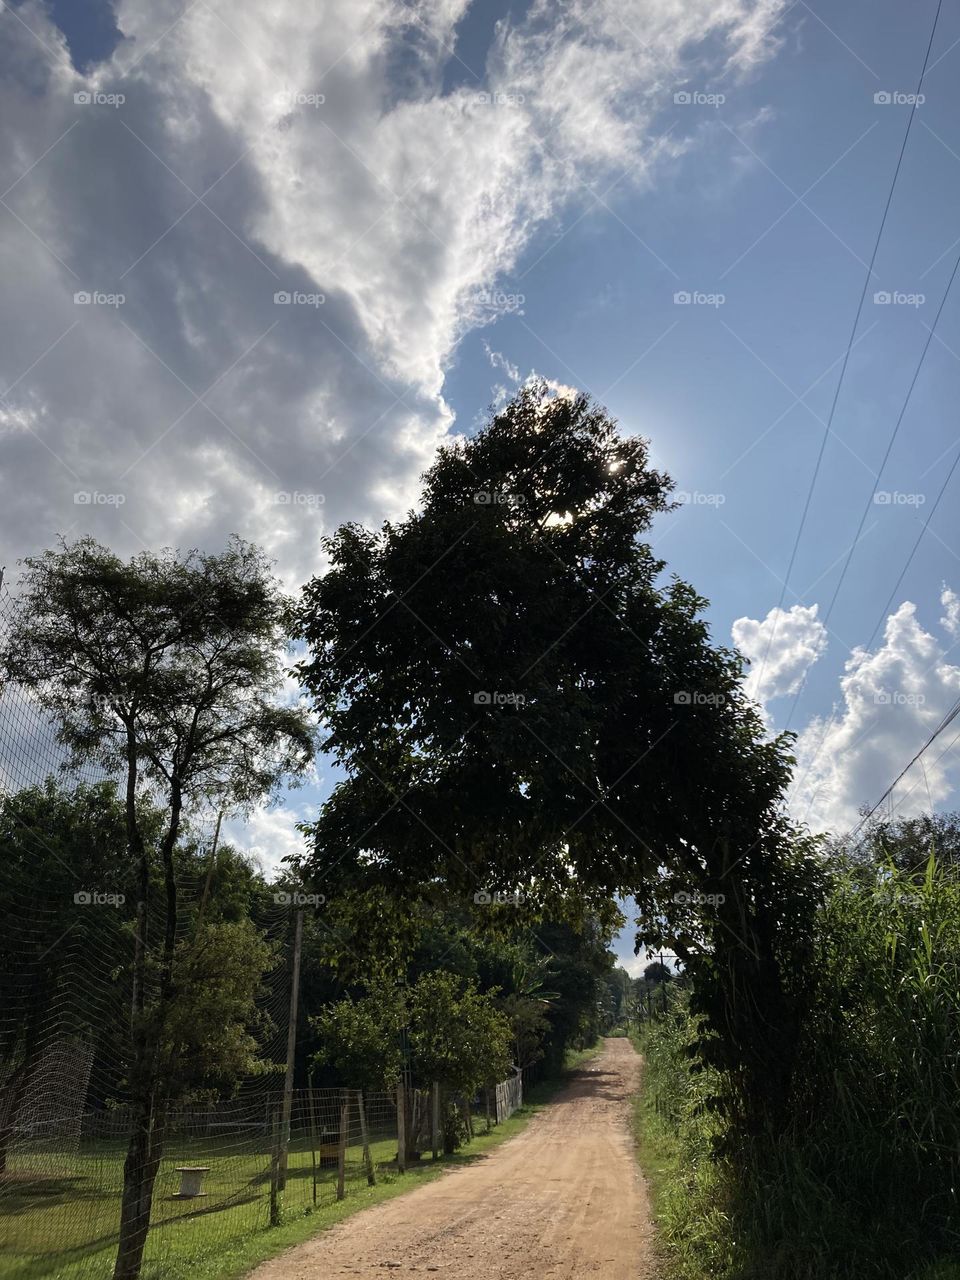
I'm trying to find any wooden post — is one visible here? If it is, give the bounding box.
[269,1103,281,1226]
[396,1084,406,1173]
[460,1097,473,1141]
[431,1082,440,1160]
[278,909,304,1191]
[484,1086,492,1133]
[357,1089,375,1186]
[308,1071,318,1206]
[336,1091,348,1201]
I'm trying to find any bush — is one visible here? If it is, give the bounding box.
[639,857,960,1279]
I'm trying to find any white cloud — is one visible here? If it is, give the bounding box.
[733,602,827,707]
[941,585,960,639]
[791,599,960,834]
[224,802,313,878]
[0,0,787,589]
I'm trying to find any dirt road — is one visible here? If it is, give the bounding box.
[249,1037,655,1280]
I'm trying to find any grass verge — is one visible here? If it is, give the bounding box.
[627,1027,736,1280]
[628,1025,960,1280]
[628,1034,679,1231]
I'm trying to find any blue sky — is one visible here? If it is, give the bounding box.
[4,0,960,971]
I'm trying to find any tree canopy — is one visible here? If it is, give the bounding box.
[296,383,824,1127]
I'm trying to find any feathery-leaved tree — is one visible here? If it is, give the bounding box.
[3,536,314,1280]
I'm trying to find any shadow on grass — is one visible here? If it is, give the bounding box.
[0,1175,99,1214]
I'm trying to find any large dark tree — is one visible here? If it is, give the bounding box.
[3,537,314,1280]
[296,383,822,1130]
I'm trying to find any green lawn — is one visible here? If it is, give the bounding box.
[1,1130,394,1280]
[1,1050,597,1280]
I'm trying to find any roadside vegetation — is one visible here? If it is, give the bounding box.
[632,819,960,1280]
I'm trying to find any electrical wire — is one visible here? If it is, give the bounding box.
[751,0,945,703]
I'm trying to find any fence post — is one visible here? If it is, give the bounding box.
[357,1089,375,1186]
[269,1102,281,1227]
[336,1090,348,1201]
[278,909,303,1192]
[431,1082,440,1160]
[396,1083,406,1173]
[308,1072,318,1206]
[484,1085,492,1133]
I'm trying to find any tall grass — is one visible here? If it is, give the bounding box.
[638,857,960,1280]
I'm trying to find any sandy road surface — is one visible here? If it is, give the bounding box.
[248,1037,655,1280]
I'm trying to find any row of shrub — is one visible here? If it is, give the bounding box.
[636,852,960,1280]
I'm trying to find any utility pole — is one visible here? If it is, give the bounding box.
[277,908,304,1191]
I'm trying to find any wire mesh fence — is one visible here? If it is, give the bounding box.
[2,1081,522,1277]
[0,575,525,1279]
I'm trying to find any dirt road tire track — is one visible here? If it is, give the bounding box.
[248,1037,656,1279]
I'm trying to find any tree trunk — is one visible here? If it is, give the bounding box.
[113,778,182,1280]
[112,1090,168,1280]
[0,1057,31,1176]
[357,1089,375,1185]
[124,727,148,1026]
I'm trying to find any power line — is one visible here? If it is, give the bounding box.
[781,247,960,736]
[822,253,960,636]
[850,691,960,837]
[791,377,960,809]
[865,436,960,650]
[752,0,944,702]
